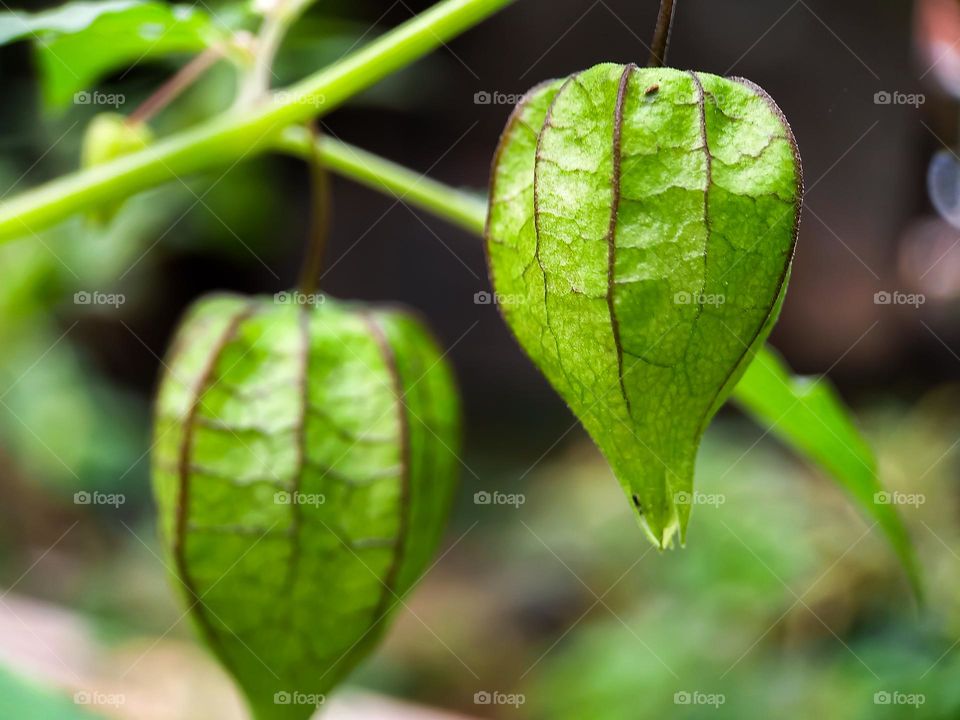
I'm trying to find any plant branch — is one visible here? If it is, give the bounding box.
[275,127,486,235]
[237,0,317,108]
[647,0,677,68]
[0,0,515,244]
[127,46,225,126]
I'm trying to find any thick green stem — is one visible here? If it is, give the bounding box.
[0,0,514,243]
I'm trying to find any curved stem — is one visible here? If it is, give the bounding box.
[275,127,486,235]
[647,0,677,68]
[236,0,316,108]
[297,123,331,294]
[127,46,224,126]
[0,0,515,244]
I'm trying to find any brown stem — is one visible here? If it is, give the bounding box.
[298,122,332,295]
[647,0,677,68]
[126,47,223,126]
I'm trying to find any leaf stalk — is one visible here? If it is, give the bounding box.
[647,0,677,68]
[297,123,331,294]
[127,46,225,126]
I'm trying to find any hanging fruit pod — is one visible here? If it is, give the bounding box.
[486,64,802,547]
[152,292,460,720]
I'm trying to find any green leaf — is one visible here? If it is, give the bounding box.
[731,346,922,597]
[0,1,145,44]
[0,664,104,719]
[151,293,460,720]
[0,1,225,109]
[486,64,801,547]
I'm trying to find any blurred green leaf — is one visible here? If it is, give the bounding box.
[39,3,223,109]
[731,346,922,598]
[0,323,149,493]
[0,664,104,719]
[0,1,145,43]
[0,1,229,109]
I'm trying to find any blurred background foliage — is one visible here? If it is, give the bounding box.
[1,0,960,718]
